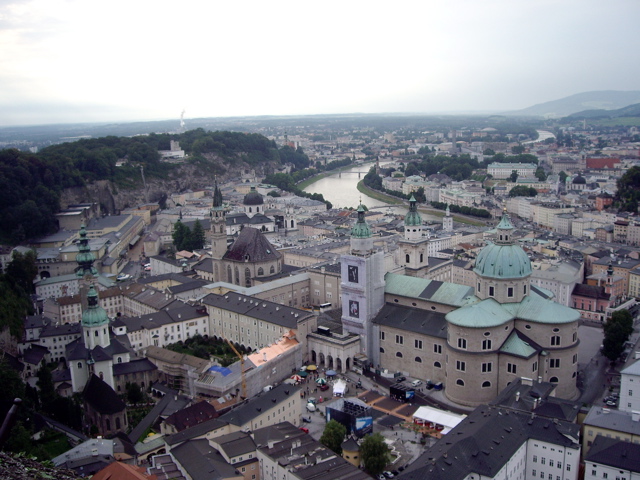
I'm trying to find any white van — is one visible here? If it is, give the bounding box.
[411,379,422,387]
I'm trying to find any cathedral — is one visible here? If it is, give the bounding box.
[339,205,581,407]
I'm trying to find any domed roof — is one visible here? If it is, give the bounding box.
[572,175,586,184]
[474,211,532,279]
[81,284,109,327]
[243,187,264,205]
[404,195,422,227]
[351,204,371,239]
[474,243,532,279]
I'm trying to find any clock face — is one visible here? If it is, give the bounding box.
[348,265,359,283]
[349,300,359,318]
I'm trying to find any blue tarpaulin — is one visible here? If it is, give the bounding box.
[208,366,232,376]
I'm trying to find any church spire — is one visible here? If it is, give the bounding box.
[75,223,98,279]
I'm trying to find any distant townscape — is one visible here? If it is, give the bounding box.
[3,109,640,480]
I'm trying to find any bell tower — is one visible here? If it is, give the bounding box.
[341,203,385,359]
[210,179,228,261]
[398,195,429,277]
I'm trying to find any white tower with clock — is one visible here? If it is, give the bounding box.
[341,204,385,360]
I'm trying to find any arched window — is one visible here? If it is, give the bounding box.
[456,379,465,386]
[291,219,294,228]
[245,267,251,287]
[258,267,264,276]
[415,356,422,363]
[77,362,82,369]
[99,371,104,380]
[249,207,252,213]
[434,361,441,368]
[420,253,424,263]
[549,376,559,383]
[95,330,99,337]
[482,381,491,388]
[270,265,275,274]
[380,347,385,353]
[234,267,240,285]
[115,417,121,429]
[117,357,122,363]
[227,266,233,283]
[405,254,410,263]
[214,264,219,281]
[396,352,403,358]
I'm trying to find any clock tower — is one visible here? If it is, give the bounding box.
[340,204,385,360]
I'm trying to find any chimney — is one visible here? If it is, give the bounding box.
[632,411,640,422]
[515,392,520,402]
[263,353,267,363]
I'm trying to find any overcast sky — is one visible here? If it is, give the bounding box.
[1,0,639,126]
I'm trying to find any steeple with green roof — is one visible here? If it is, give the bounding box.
[351,204,371,239]
[82,284,111,350]
[75,223,97,279]
[404,195,422,227]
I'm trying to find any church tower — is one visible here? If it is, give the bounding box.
[443,204,453,232]
[340,204,385,359]
[75,223,98,310]
[398,195,429,277]
[210,179,228,262]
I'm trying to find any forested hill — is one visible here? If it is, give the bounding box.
[0,129,309,244]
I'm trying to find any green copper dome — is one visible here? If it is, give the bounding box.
[81,284,110,327]
[351,204,372,239]
[404,195,422,227]
[474,210,532,279]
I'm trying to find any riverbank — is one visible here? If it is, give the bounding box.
[296,161,375,190]
[357,181,487,227]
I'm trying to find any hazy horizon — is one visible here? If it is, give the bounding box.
[2,0,639,127]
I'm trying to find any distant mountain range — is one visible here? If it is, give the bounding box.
[565,102,640,119]
[508,90,640,118]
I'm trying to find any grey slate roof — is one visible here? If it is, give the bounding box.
[400,405,579,480]
[112,358,157,375]
[171,438,239,480]
[223,227,282,263]
[165,417,229,447]
[202,292,313,329]
[213,431,256,458]
[83,375,126,415]
[373,304,447,339]
[585,435,640,472]
[219,384,300,427]
[583,406,640,436]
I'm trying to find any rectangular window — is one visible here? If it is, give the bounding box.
[415,339,423,349]
[456,360,466,372]
[395,335,404,345]
[507,363,517,374]
[550,359,560,369]
[533,456,538,463]
[489,286,495,297]
[508,287,514,297]
[541,458,546,465]
[433,344,442,354]
[532,361,538,372]
[457,338,467,349]
[482,362,492,373]
[380,331,385,340]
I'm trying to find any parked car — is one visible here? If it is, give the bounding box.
[396,376,406,382]
[319,384,330,391]
[306,402,316,412]
[116,273,130,281]
[299,427,309,434]
[605,400,617,407]
[377,475,386,480]
[411,379,422,387]
[425,380,435,390]
[302,416,312,423]
[433,382,444,391]
[383,471,395,478]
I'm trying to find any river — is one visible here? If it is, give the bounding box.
[302,164,443,221]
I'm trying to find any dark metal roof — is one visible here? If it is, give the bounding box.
[373,304,447,339]
[83,375,126,415]
[586,435,640,471]
[222,227,282,263]
[202,293,313,329]
[219,384,300,427]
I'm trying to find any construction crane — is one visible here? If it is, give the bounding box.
[224,338,247,400]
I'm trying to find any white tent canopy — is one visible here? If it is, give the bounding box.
[412,406,466,434]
